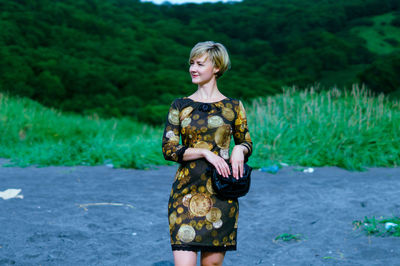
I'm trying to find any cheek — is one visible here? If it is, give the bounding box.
[206,67,214,76]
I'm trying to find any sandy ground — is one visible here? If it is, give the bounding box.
[0,158,400,266]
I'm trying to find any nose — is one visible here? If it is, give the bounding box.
[189,64,198,72]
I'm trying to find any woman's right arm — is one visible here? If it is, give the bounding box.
[161,99,188,163]
[181,148,209,161]
[161,99,228,176]
[161,99,209,163]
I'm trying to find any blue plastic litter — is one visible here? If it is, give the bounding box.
[260,165,279,174]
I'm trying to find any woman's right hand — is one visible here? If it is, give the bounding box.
[203,150,231,178]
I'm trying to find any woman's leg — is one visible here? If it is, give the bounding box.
[200,251,226,266]
[173,250,198,266]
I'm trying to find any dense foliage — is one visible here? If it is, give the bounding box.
[0,0,399,123]
[1,84,399,169]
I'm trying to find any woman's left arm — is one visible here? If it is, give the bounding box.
[230,100,253,178]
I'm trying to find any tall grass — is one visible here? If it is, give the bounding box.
[0,92,160,169]
[249,84,400,170]
[0,84,399,170]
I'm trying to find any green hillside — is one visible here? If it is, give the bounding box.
[351,12,400,54]
[0,0,399,124]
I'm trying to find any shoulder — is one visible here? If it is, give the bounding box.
[229,98,242,109]
[169,97,184,106]
[169,97,192,110]
[230,98,240,105]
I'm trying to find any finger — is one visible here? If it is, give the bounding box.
[232,163,238,179]
[218,164,227,178]
[223,167,228,178]
[224,161,231,178]
[239,163,244,178]
[235,163,241,180]
[227,162,231,175]
[224,163,229,178]
[220,160,228,178]
[216,165,222,176]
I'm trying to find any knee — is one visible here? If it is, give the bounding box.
[200,253,224,266]
[173,250,197,266]
[201,262,222,266]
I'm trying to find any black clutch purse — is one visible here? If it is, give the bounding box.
[206,162,252,199]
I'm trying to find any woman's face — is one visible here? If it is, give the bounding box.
[189,53,219,85]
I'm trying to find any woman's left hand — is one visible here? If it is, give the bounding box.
[229,145,245,180]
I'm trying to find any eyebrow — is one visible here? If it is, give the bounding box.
[190,59,206,63]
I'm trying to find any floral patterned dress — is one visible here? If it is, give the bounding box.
[161,96,253,252]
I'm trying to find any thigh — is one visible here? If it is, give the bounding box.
[200,251,226,266]
[173,250,198,266]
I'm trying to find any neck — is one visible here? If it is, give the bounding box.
[195,80,221,100]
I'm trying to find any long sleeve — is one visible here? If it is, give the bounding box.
[162,99,188,164]
[233,100,253,163]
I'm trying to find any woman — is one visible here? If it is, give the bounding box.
[161,41,253,266]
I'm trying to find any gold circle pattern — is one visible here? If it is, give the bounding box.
[189,193,213,217]
[177,224,196,243]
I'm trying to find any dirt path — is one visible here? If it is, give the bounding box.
[0,158,399,265]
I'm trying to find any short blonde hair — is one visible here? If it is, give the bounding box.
[188,41,231,79]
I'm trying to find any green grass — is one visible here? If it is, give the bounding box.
[350,12,400,55]
[0,92,161,169]
[274,233,303,242]
[249,84,400,170]
[353,216,400,237]
[1,83,399,170]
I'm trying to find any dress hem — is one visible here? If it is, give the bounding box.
[171,244,236,252]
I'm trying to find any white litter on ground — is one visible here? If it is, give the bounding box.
[303,167,314,173]
[385,222,398,230]
[77,202,134,211]
[0,189,24,200]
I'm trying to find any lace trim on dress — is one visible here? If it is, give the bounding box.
[171,244,236,252]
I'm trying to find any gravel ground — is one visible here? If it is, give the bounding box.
[0,158,399,266]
